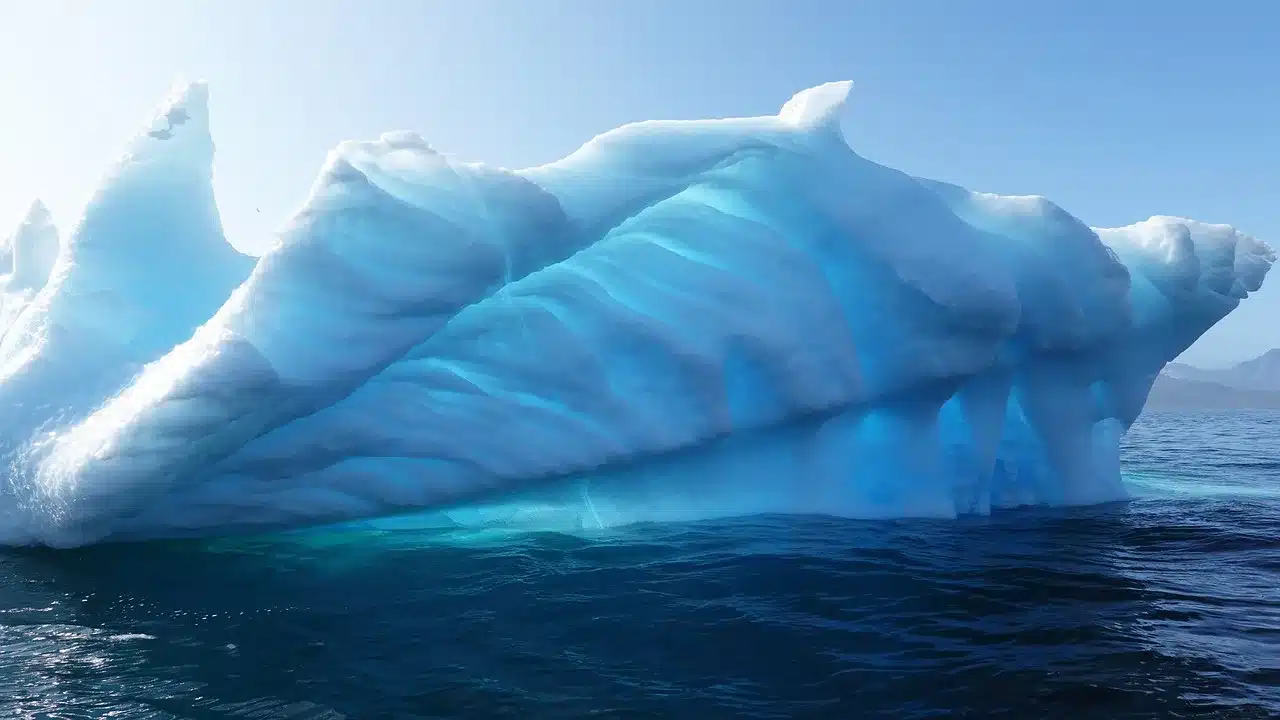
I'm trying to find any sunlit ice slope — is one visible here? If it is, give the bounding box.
[1,81,1271,547]
[0,82,256,541]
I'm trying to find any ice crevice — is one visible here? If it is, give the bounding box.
[0,79,1269,547]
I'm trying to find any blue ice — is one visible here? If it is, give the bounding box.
[0,80,1271,547]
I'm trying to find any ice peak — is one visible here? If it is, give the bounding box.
[20,200,52,227]
[146,80,209,140]
[2,200,50,254]
[778,80,853,131]
[378,131,434,152]
[6,200,60,291]
[122,80,214,168]
[50,77,252,325]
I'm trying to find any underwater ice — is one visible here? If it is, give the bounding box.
[0,80,1271,547]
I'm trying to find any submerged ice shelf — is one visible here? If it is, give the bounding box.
[0,80,1271,547]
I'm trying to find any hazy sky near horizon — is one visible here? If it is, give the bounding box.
[0,0,1274,367]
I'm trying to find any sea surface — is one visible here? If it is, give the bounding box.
[1,410,1277,719]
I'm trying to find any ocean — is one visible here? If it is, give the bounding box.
[1,410,1277,719]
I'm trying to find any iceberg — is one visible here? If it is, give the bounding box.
[0,80,1270,547]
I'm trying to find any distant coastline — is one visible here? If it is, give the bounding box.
[1146,348,1280,411]
[1145,374,1280,411]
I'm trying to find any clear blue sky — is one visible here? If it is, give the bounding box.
[0,0,1274,367]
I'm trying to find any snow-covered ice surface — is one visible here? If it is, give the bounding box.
[0,81,1271,547]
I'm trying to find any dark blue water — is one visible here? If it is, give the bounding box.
[2,411,1277,719]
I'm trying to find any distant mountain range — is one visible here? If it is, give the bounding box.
[1146,349,1280,411]
[1163,348,1280,391]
